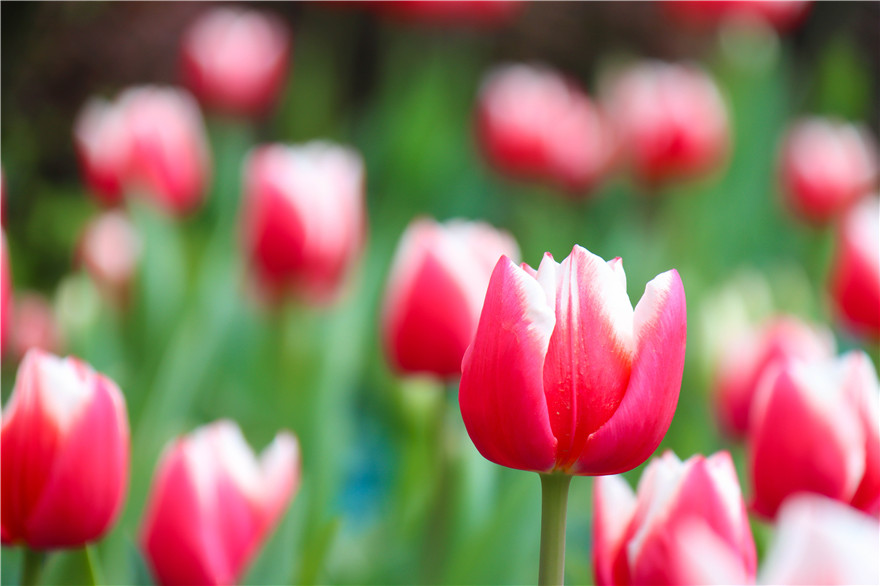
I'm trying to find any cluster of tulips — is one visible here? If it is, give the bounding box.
[1,2,878,585]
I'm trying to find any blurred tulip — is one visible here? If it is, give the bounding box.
[749,351,880,519]
[369,0,522,27]
[11,293,63,360]
[714,315,834,438]
[459,245,686,475]
[74,97,131,207]
[594,451,756,585]
[779,118,878,224]
[603,61,729,187]
[382,218,519,378]
[1,230,11,355]
[1,350,129,548]
[181,7,291,118]
[829,196,880,340]
[242,142,366,304]
[78,210,142,306]
[141,420,300,586]
[666,1,811,32]
[476,64,614,195]
[759,494,880,585]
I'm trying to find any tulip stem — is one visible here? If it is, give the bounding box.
[21,547,44,586]
[84,545,103,586]
[538,473,572,586]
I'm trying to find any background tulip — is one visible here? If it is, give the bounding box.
[459,245,687,475]
[779,118,878,224]
[241,142,366,304]
[748,351,880,519]
[665,1,812,32]
[382,217,519,378]
[141,420,300,586]
[11,293,63,360]
[78,210,142,305]
[594,451,756,586]
[1,350,129,549]
[1,230,11,355]
[181,7,291,118]
[74,97,131,207]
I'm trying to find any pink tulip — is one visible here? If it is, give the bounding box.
[603,61,729,187]
[759,494,880,585]
[1,350,129,548]
[241,142,366,304]
[779,118,878,224]
[74,97,131,207]
[476,64,614,195]
[829,196,880,340]
[382,218,519,378]
[141,420,300,586]
[594,451,756,585]
[181,8,291,118]
[11,293,63,360]
[78,210,142,305]
[748,351,880,519]
[665,1,811,32]
[714,316,834,438]
[459,245,686,475]
[1,230,11,355]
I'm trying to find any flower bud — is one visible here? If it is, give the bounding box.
[74,97,131,207]
[78,210,142,306]
[11,293,63,360]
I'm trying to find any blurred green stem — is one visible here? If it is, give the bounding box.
[538,473,571,586]
[21,548,43,586]
[84,545,103,586]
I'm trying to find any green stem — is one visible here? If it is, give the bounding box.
[84,545,103,586]
[538,473,572,586]
[20,547,44,586]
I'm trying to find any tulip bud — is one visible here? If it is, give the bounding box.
[665,1,811,32]
[11,293,63,360]
[382,218,519,378]
[593,451,756,585]
[181,8,291,118]
[241,142,366,304]
[714,316,834,438]
[459,245,686,475]
[78,211,142,306]
[748,351,880,519]
[829,196,880,340]
[1,350,129,548]
[74,97,131,207]
[476,64,614,195]
[141,420,300,586]
[603,61,729,187]
[779,118,878,224]
[1,230,11,355]
[759,494,880,585]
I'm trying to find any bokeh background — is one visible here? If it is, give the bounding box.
[2,2,879,584]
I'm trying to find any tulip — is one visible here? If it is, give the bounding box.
[594,451,756,585]
[181,8,291,118]
[779,118,878,224]
[714,316,834,438]
[603,61,729,187]
[74,96,131,207]
[241,142,366,304]
[11,293,63,360]
[382,218,519,378]
[1,230,11,355]
[665,1,811,32]
[78,210,142,305]
[1,350,129,548]
[748,351,880,519]
[141,420,300,586]
[759,494,880,585]
[829,196,880,340]
[476,64,614,195]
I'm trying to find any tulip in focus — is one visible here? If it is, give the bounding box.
[476,64,614,195]
[181,7,291,118]
[382,218,519,378]
[1,350,129,548]
[141,420,300,586]
[714,315,834,438]
[749,351,880,519]
[11,293,63,360]
[603,61,729,188]
[829,196,880,340]
[78,210,142,305]
[779,118,878,224]
[1,230,11,355]
[594,451,756,585]
[759,494,880,585]
[242,142,366,304]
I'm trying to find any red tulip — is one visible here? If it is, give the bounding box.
[760,494,880,585]
[382,218,519,378]
[78,210,142,305]
[1,350,129,548]
[665,1,811,32]
[829,196,880,340]
[476,64,614,195]
[714,316,834,438]
[459,245,686,475]
[181,8,291,118]
[74,97,131,207]
[11,293,63,360]
[748,351,880,519]
[1,230,11,355]
[603,61,729,187]
[594,451,756,585]
[779,118,878,224]
[141,420,300,586]
[241,142,366,304]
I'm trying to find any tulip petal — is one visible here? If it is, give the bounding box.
[839,352,880,515]
[259,432,301,528]
[593,475,637,586]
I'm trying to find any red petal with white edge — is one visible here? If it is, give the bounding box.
[573,269,686,475]
[593,475,637,586]
[459,256,557,472]
[839,352,880,515]
[259,432,300,528]
[668,521,754,585]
